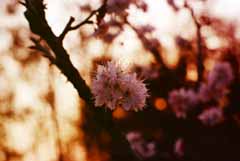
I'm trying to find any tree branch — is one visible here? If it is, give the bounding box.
[184,1,204,83]
[58,16,76,42]
[125,20,168,70]
[58,2,107,42]
[29,37,55,64]
[22,1,141,161]
[23,0,93,104]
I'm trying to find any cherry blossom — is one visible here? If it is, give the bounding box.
[207,62,233,90]
[199,62,234,103]
[174,138,184,157]
[126,131,156,159]
[198,107,224,126]
[91,61,148,111]
[168,88,199,118]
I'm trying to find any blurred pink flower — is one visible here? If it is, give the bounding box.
[198,83,228,103]
[208,62,233,90]
[126,131,156,159]
[174,138,184,157]
[126,131,142,142]
[168,88,199,118]
[198,107,224,126]
[199,62,233,103]
[91,61,148,111]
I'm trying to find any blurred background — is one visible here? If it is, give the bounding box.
[0,0,240,161]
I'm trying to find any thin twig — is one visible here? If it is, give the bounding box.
[29,37,55,63]
[184,1,204,83]
[58,17,76,42]
[70,9,97,30]
[58,2,107,42]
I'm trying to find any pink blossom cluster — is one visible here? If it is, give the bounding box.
[126,131,156,159]
[199,62,234,102]
[198,107,223,126]
[91,61,148,111]
[168,88,198,118]
[208,62,233,88]
[168,61,233,124]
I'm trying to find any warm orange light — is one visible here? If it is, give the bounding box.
[186,63,198,82]
[154,98,167,111]
[88,146,110,161]
[162,50,180,69]
[68,142,86,161]
[204,58,215,71]
[112,107,127,119]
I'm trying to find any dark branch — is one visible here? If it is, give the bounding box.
[19,1,26,6]
[69,9,97,29]
[29,37,55,63]
[23,0,93,104]
[58,17,76,42]
[58,2,107,42]
[23,1,141,161]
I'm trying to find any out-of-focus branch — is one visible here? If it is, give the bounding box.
[167,0,179,11]
[52,111,64,161]
[125,21,168,71]
[184,1,204,83]
[29,37,55,64]
[126,20,187,95]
